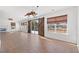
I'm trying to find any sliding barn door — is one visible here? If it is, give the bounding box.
[38,17,44,36]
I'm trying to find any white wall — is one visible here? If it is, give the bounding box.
[0,17,20,32]
[77,7,79,47]
[44,7,77,44]
[0,7,21,32]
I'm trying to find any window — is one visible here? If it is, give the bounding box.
[11,22,16,29]
[47,15,67,33]
[48,24,55,32]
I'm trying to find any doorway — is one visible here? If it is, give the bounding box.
[31,19,38,34]
[27,17,44,36]
[27,19,38,34]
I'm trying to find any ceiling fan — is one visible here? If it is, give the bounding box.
[8,18,13,21]
[24,6,39,16]
[24,10,37,16]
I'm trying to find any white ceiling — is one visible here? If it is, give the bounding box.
[0,6,70,21]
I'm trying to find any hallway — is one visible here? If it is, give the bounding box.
[0,32,78,53]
